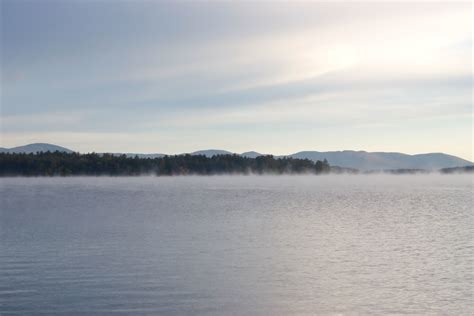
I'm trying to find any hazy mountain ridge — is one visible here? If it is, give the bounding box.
[0,143,73,154]
[241,151,264,158]
[112,153,166,159]
[2,143,472,170]
[190,149,233,157]
[287,150,472,170]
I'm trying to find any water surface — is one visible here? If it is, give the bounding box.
[1,175,472,314]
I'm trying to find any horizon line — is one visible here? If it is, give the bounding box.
[1,142,472,162]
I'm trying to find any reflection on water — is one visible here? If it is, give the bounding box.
[1,175,472,314]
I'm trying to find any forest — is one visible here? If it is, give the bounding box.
[0,151,331,176]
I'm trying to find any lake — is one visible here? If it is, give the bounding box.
[1,175,472,315]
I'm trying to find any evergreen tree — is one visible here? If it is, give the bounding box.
[0,151,331,176]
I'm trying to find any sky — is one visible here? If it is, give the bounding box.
[1,1,472,160]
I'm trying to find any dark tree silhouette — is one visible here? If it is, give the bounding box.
[0,151,331,176]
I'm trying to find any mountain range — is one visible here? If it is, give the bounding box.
[0,143,73,154]
[1,143,472,171]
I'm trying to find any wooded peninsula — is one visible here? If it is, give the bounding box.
[0,152,331,176]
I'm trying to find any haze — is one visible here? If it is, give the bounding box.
[1,1,472,160]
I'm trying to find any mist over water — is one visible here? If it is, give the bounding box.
[1,175,472,314]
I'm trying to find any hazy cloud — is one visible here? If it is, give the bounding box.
[1,1,472,159]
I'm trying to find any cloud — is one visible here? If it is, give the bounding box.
[1,1,472,159]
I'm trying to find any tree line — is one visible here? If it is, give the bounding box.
[0,151,331,176]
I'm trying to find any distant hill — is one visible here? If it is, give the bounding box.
[2,144,471,170]
[241,151,263,158]
[192,150,265,158]
[126,153,165,158]
[108,153,166,159]
[190,149,234,157]
[287,151,471,170]
[0,143,73,154]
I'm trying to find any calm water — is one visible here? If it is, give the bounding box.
[0,175,472,315]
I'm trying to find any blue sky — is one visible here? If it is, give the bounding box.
[1,1,472,160]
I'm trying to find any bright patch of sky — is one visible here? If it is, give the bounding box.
[1,1,472,159]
